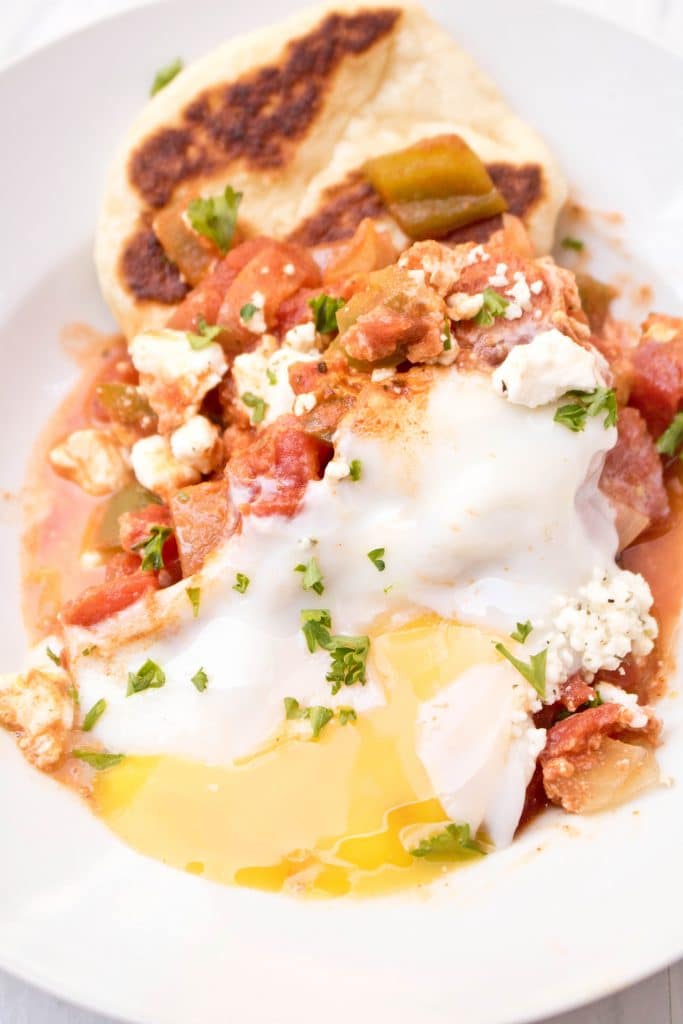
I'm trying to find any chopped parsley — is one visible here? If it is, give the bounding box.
[150,57,183,96]
[561,236,585,252]
[349,459,362,481]
[554,387,617,432]
[241,391,268,425]
[233,572,250,594]
[338,707,357,726]
[656,412,683,457]
[299,609,370,694]
[511,620,532,644]
[367,547,386,572]
[409,823,485,861]
[284,696,306,720]
[187,316,222,350]
[81,646,95,657]
[556,688,604,721]
[46,646,61,667]
[133,525,173,572]
[82,699,107,732]
[240,302,258,323]
[72,749,124,771]
[266,367,278,386]
[308,705,334,739]
[284,698,355,737]
[308,294,346,334]
[187,185,242,254]
[186,586,201,618]
[127,658,166,697]
[191,667,208,693]
[495,642,547,699]
[473,287,509,327]
[294,556,325,595]
[67,685,80,706]
[442,316,453,351]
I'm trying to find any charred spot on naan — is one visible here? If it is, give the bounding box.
[128,9,401,209]
[290,162,544,247]
[121,226,190,304]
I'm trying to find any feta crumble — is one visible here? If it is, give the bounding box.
[465,244,490,266]
[232,336,319,425]
[325,458,351,482]
[491,329,606,408]
[283,321,318,352]
[371,367,395,383]
[170,415,221,475]
[447,291,484,320]
[293,392,317,416]
[596,682,649,729]
[131,435,201,495]
[49,429,129,496]
[241,291,267,335]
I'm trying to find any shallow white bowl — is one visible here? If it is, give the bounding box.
[0,2,682,1022]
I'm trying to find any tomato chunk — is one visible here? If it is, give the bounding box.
[170,479,236,576]
[630,338,683,435]
[61,572,158,627]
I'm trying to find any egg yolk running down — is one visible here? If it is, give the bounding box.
[93,618,502,897]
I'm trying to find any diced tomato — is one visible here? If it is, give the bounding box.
[558,673,596,712]
[599,406,669,533]
[228,415,332,517]
[104,551,141,581]
[630,338,683,435]
[167,238,273,332]
[216,241,321,344]
[170,479,236,576]
[61,572,158,627]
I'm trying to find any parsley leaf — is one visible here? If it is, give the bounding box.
[266,368,277,386]
[308,294,345,334]
[240,303,258,323]
[187,316,222,350]
[561,236,584,252]
[133,525,173,572]
[511,620,532,644]
[127,659,166,696]
[186,586,201,618]
[410,823,484,861]
[284,696,306,720]
[72,749,124,771]
[46,646,61,667]
[338,707,357,726]
[442,316,453,351]
[325,634,370,694]
[308,705,334,739]
[300,609,332,652]
[294,557,325,595]
[150,57,183,96]
[233,572,250,594]
[82,699,107,732]
[242,391,268,425]
[656,412,683,457]
[556,688,604,721]
[349,459,362,481]
[367,547,386,572]
[473,287,509,327]
[187,185,242,254]
[191,667,208,693]
[554,387,617,432]
[495,642,547,699]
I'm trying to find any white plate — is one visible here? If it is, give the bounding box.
[1,2,682,1022]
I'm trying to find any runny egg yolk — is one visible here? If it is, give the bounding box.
[92,617,502,897]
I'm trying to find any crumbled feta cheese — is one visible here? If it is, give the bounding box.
[543,568,658,698]
[325,458,351,482]
[503,302,523,321]
[49,429,129,496]
[293,392,317,416]
[530,280,544,295]
[488,262,509,287]
[283,263,296,276]
[130,328,227,432]
[284,321,318,352]
[465,244,490,266]
[447,291,484,320]
[241,291,267,335]
[131,435,201,496]
[506,272,532,312]
[232,336,319,425]
[0,648,75,770]
[170,415,221,475]
[371,367,395,383]
[596,682,649,729]
[491,329,606,407]
[406,268,426,286]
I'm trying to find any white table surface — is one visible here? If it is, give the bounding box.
[0,0,681,1021]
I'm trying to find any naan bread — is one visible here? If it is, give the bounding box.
[95,0,567,338]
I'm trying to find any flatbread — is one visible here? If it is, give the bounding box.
[95,0,567,339]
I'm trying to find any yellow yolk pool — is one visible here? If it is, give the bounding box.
[92,618,501,896]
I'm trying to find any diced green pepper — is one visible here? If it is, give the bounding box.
[91,483,162,550]
[96,383,155,427]
[575,273,617,333]
[363,134,507,239]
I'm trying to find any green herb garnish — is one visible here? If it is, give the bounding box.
[46,646,61,667]
[367,548,386,572]
[554,387,617,432]
[294,557,325,595]
[338,707,357,726]
[82,699,107,732]
[150,57,183,96]
[233,572,250,594]
[349,459,362,481]
[656,412,683,457]
[72,749,124,771]
[186,586,201,618]
[127,659,166,696]
[473,287,509,327]
[442,317,453,351]
[410,823,484,861]
[283,697,352,738]
[511,620,532,644]
[300,609,333,652]
[240,303,259,323]
[266,368,277,385]
[187,185,242,254]
[241,392,268,425]
[308,705,334,739]
[191,667,208,693]
[561,236,584,252]
[308,294,346,334]
[495,643,547,699]
[134,525,173,572]
[299,609,370,693]
[187,316,222,350]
